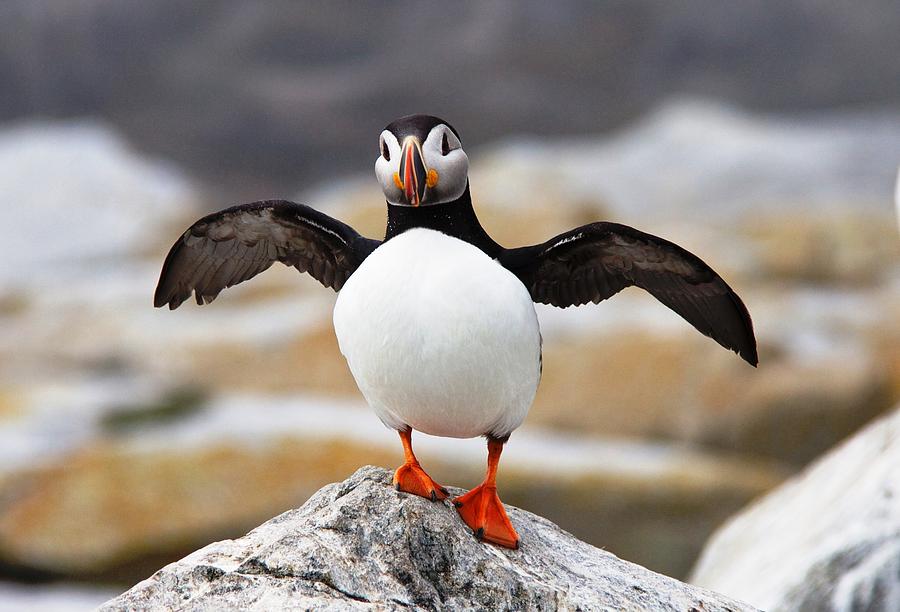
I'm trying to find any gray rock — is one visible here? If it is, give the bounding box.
[101,466,754,611]
[691,405,900,611]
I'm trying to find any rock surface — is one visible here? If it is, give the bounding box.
[691,405,900,611]
[101,466,755,611]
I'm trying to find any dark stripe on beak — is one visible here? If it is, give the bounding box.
[399,137,428,206]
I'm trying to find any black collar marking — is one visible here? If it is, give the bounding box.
[384,184,502,258]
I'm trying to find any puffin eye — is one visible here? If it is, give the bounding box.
[381,139,390,161]
[441,132,451,156]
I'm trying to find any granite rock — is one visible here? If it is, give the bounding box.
[692,406,900,611]
[102,466,754,611]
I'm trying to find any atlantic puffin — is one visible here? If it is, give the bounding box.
[155,114,757,549]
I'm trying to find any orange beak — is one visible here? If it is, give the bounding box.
[399,136,428,206]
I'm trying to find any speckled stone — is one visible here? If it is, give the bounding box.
[101,466,755,611]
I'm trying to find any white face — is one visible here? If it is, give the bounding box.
[374,124,468,206]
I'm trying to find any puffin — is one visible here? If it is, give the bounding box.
[154,114,757,549]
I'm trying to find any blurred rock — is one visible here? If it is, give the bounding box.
[0,436,393,582]
[873,292,900,399]
[0,395,783,583]
[100,466,755,612]
[895,166,900,233]
[499,323,893,466]
[0,120,200,289]
[457,101,900,229]
[0,582,116,612]
[532,331,719,440]
[694,355,894,465]
[3,1,900,195]
[183,322,356,396]
[739,213,900,284]
[691,405,900,611]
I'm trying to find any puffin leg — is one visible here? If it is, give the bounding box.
[393,428,448,501]
[453,436,519,549]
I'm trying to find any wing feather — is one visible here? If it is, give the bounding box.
[499,222,757,365]
[154,200,379,309]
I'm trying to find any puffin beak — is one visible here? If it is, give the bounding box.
[399,136,428,206]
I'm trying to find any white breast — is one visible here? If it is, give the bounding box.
[332,228,541,439]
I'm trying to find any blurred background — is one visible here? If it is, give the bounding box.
[1,1,899,609]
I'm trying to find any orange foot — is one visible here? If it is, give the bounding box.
[453,483,519,549]
[394,462,448,501]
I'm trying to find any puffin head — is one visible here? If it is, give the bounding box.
[375,114,468,207]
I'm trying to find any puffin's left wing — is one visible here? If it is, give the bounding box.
[154,200,379,309]
[498,222,758,366]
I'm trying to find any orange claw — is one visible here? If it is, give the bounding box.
[453,437,519,549]
[393,429,448,501]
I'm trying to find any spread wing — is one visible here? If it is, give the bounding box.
[499,222,758,365]
[154,200,380,309]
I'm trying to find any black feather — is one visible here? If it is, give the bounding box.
[498,222,758,366]
[154,200,380,309]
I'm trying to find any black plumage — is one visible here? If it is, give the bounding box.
[153,200,379,309]
[498,222,757,366]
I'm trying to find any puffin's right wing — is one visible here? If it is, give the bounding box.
[498,222,758,366]
[154,200,379,309]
